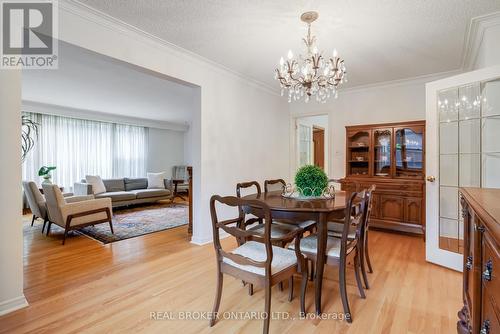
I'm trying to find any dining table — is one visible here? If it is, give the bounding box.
[242,189,348,315]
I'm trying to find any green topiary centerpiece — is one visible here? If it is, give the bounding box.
[294,165,328,197]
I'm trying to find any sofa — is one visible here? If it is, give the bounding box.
[74,177,173,208]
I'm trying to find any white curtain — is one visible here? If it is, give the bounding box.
[22,113,147,190]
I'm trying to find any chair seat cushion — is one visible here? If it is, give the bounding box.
[222,241,297,276]
[288,234,346,258]
[248,222,299,239]
[327,222,356,239]
[131,189,171,199]
[95,191,136,201]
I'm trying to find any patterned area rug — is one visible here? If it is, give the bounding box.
[76,203,188,244]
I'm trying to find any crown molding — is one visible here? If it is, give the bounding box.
[59,0,280,96]
[462,11,500,71]
[338,69,463,95]
[22,100,190,132]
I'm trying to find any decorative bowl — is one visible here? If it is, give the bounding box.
[281,183,335,200]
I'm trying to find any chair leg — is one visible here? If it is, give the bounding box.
[109,221,114,234]
[31,215,36,227]
[263,282,271,334]
[288,276,294,302]
[354,252,366,299]
[365,230,373,273]
[42,218,48,233]
[309,259,315,282]
[339,256,352,323]
[248,283,254,296]
[46,222,52,236]
[209,272,223,327]
[62,228,68,245]
[359,239,370,289]
[300,265,308,315]
[279,281,283,292]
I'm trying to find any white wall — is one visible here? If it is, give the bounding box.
[0,71,28,315]
[474,24,500,69]
[290,73,455,179]
[147,127,185,177]
[55,2,290,244]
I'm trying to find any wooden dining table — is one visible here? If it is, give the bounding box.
[242,190,348,314]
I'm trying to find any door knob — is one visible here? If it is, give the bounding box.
[426,176,436,182]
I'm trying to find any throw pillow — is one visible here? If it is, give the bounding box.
[85,175,106,195]
[147,172,166,189]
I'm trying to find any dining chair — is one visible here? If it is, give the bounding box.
[288,190,368,323]
[209,195,307,334]
[237,181,303,294]
[327,185,375,288]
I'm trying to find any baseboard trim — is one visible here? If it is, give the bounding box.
[190,232,229,246]
[0,295,29,316]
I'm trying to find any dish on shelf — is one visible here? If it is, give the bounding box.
[355,157,364,161]
[375,173,389,176]
[356,142,366,147]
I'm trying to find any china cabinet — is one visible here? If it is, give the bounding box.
[342,120,426,235]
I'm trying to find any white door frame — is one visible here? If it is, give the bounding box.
[425,65,500,271]
[289,112,331,181]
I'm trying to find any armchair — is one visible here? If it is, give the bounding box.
[23,181,49,232]
[42,184,114,245]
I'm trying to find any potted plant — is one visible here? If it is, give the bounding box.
[294,165,328,197]
[38,166,56,184]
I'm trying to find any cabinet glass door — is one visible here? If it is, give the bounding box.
[395,127,424,178]
[347,131,370,176]
[373,129,392,177]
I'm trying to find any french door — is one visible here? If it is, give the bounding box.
[426,65,500,271]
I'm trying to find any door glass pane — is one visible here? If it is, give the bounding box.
[440,155,458,186]
[482,116,500,153]
[298,124,311,167]
[483,153,500,188]
[439,122,458,154]
[482,80,500,117]
[459,154,480,187]
[459,119,480,154]
[373,129,391,177]
[395,128,423,178]
[440,186,458,219]
[438,88,459,122]
[458,84,481,120]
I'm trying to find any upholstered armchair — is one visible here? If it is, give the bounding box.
[23,181,49,232]
[42,184,114,245]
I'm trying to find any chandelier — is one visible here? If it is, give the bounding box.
[275,11,347,103]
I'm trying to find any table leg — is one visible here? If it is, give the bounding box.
[315,212,327,315]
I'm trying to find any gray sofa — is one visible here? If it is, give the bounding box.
[74,177,173,208]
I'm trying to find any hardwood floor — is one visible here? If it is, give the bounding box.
[0,216,461,333]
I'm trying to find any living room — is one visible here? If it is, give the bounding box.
[1,1,500,333]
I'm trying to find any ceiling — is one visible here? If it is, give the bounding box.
[22,42,198,125]
[78,0,500,89]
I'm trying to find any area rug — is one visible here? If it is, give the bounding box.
[76,203,188,244]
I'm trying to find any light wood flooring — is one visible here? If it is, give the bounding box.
[0,214,462,333]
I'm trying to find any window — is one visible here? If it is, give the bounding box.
[22,113,147,189]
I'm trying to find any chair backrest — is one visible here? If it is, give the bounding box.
[22,181,45,218]
[341,190,368,255]
[42,183,66,225]
[210,195,273,274]
[264,179,286,193]
[172,165,188,182]
[236,181,261,198]
[364,185,376,227]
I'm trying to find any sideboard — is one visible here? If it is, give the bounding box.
[457,188,500,334]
